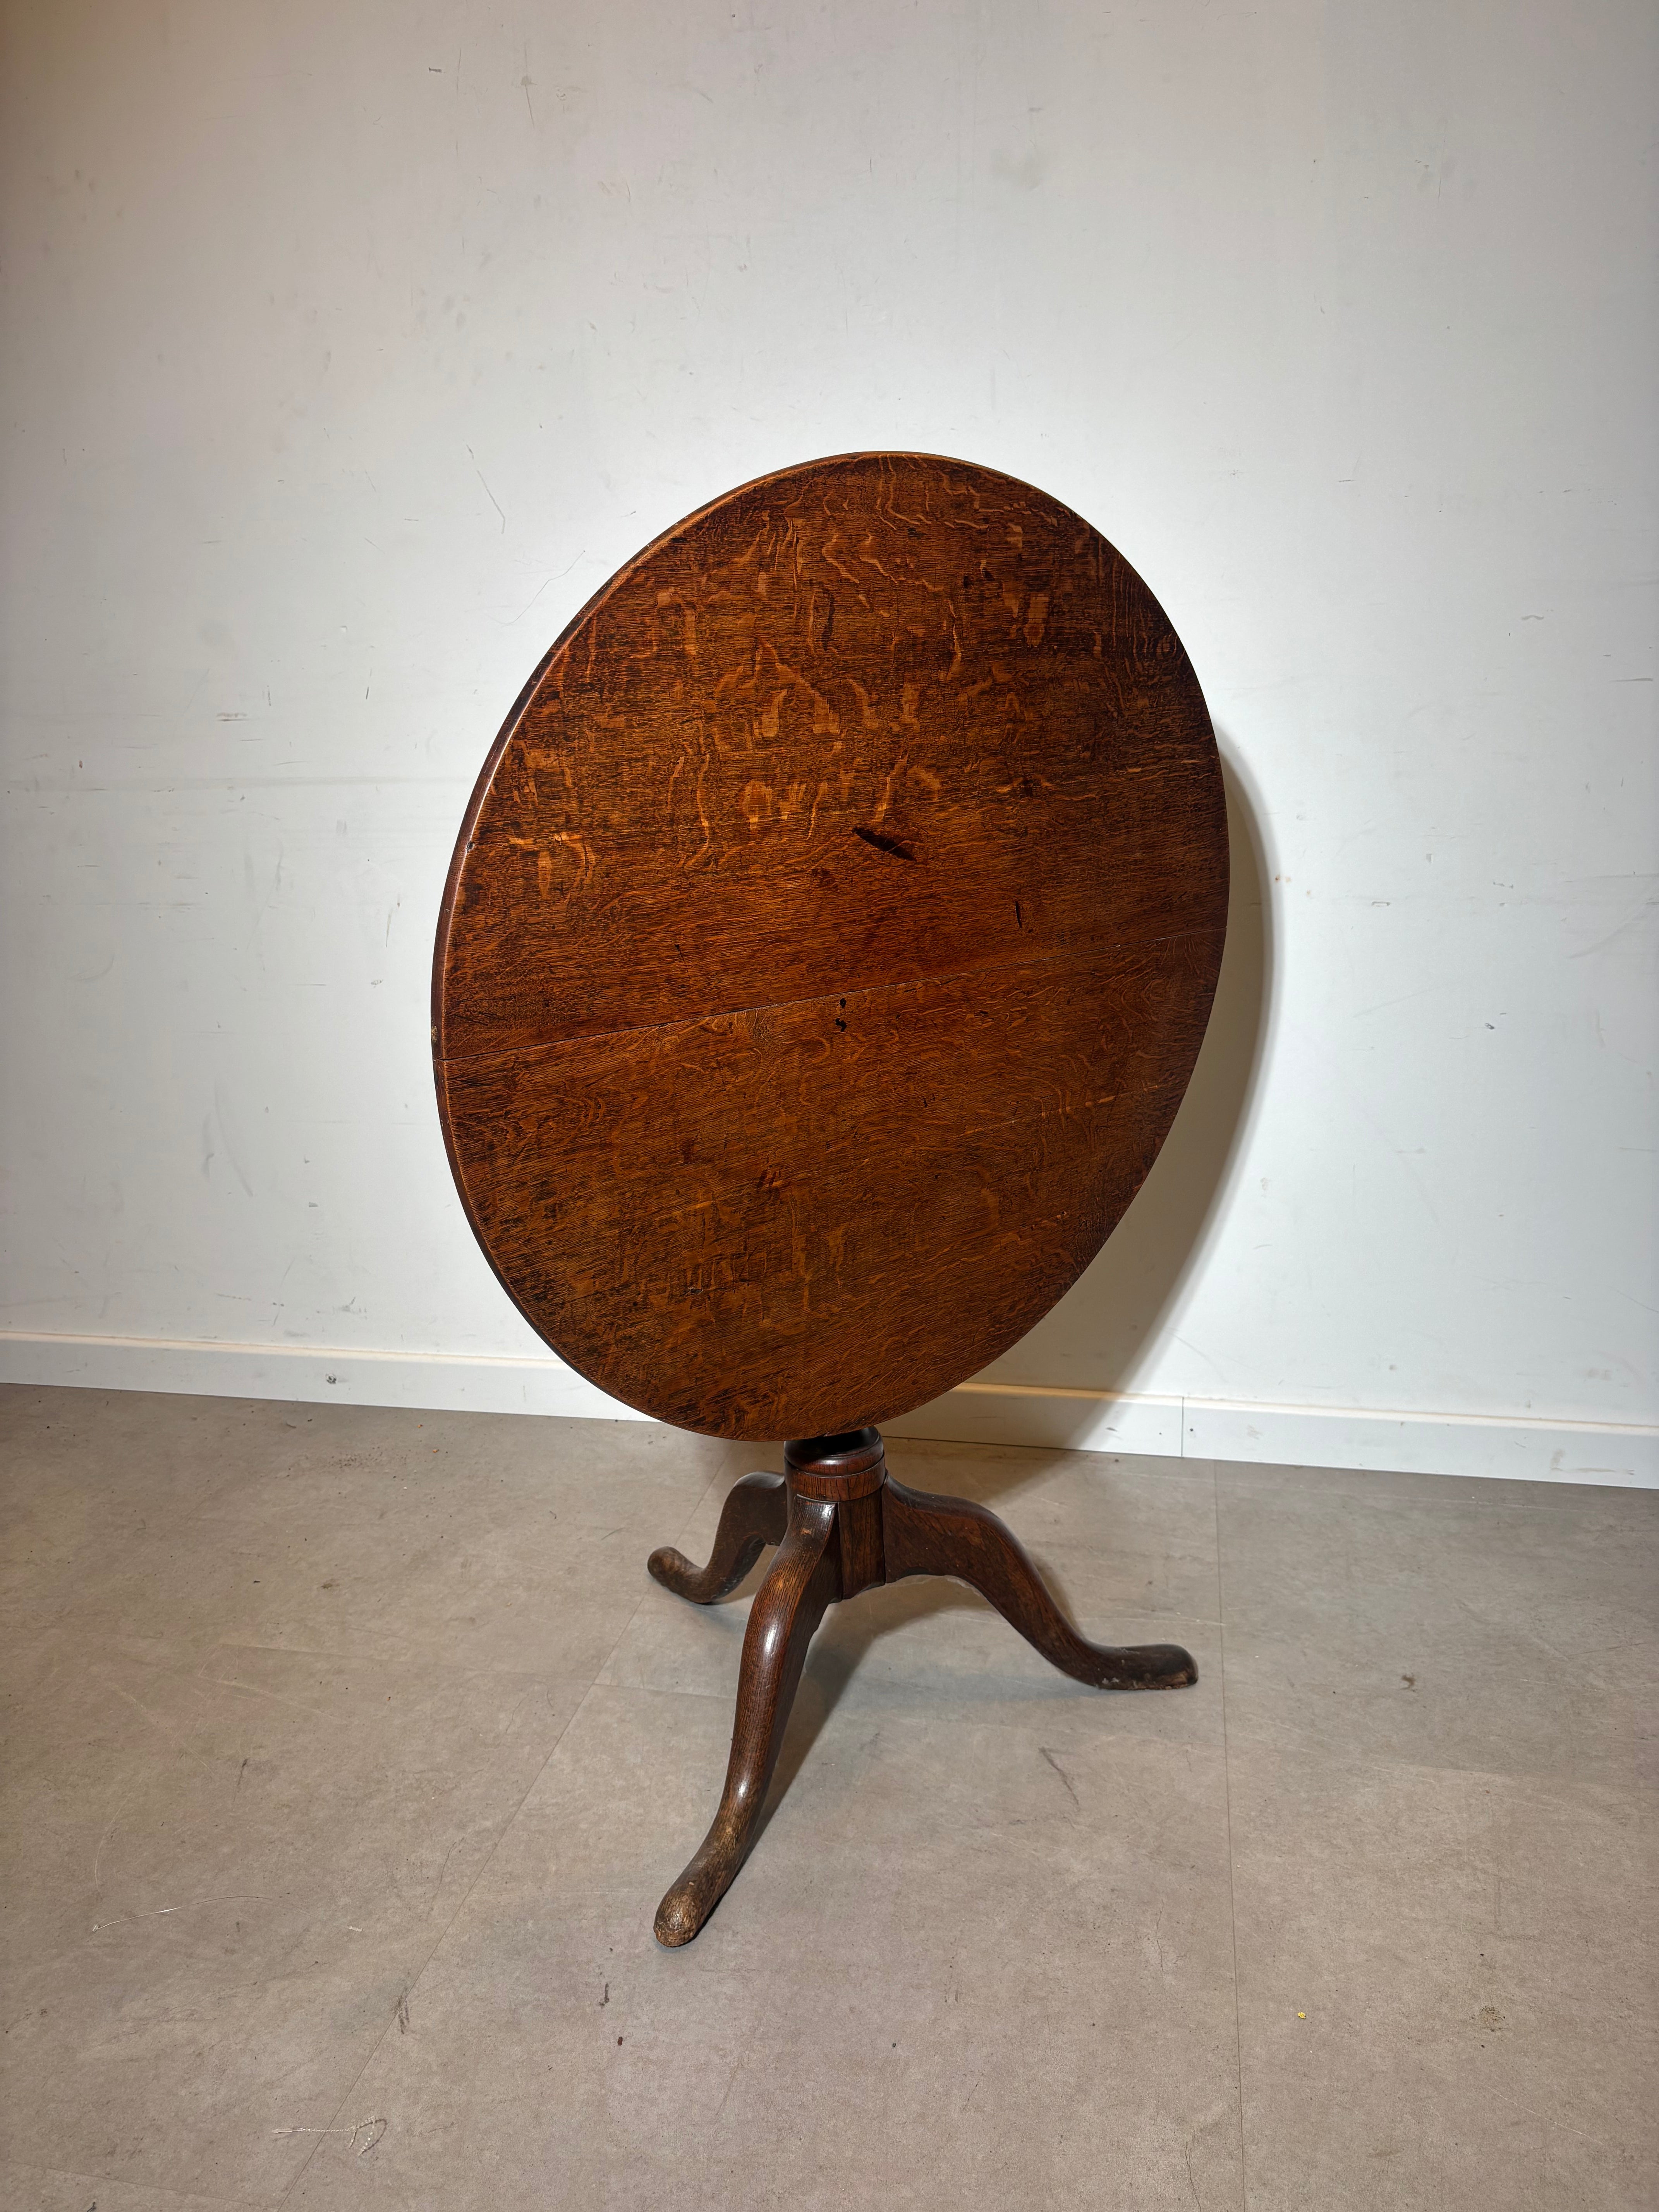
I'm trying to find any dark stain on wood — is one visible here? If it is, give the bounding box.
[853,824,920,862]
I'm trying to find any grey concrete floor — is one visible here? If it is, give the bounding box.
[0,1386,1653,2211]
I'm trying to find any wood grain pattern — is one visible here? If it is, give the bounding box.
[434,452,1226,1441]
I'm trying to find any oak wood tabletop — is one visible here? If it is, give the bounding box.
[434,452,1227,1442]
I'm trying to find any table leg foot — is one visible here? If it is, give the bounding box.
[882,1475,1197,1690]
[654,1493,839,1946]
[648,1471,788,1604]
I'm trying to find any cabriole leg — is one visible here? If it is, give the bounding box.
[654,1492,839,1946]
[648,1471,788,1604]
[881,1476,1197,1690]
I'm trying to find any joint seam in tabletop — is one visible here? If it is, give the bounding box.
[434,923,1225,1068]
[270,1439,748,2208]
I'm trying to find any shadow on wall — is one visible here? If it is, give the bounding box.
[762,743,1278,1804]
[972,736,1278,1420]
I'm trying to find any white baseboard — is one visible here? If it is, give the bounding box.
[0,1330,648,1426]
[887,1381,1657,1487]
[1,1331,1653,1488]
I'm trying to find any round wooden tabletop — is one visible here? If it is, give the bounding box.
[433,453,1227,1443]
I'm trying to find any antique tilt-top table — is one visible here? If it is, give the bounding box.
[433,452,1228,1945]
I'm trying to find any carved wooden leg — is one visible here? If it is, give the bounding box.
[654,1493,839,1946]
[882,1476,1197,1690]
[648,1472,788,1604]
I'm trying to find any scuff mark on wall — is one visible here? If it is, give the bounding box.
[211,1078,254,1196]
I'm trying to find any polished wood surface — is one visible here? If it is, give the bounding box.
[434,452,1226,1442]
[650,1431,1197,1946]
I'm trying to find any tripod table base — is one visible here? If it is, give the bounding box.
[646,1429,1196,1947]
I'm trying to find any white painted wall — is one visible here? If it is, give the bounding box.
[3,0,1654,1480]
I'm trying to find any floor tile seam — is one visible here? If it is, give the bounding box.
[1,2141,280,2211]
[270,1676,605,2211]
[993,1528,1226,1563]
[1219,1737,1659,1805]
[576,1456,732,1691]
[1211,1470,1656,1519]
[997,1589,1227,1632]
[888,1482,1230,1516]
[380,1453,747,1942]
[6,1638,263,1718]
[658,1536,1229,1595]
[196,1636,600,1692]
[889,1449,1225,1480]
[585,1674,1232,1735]
[605,1591,1228,1631]
[24,1467,264,1559]
[582,1671,1230,1750]
[94,1453,739,2104]
[252,1424,701,2182]
[51,1655,234,1862]
[1215,1460,1250,2209]
[0,2160,249,2212]
[199,1635,646,1680]
[595,1651,1231,1705]
[256,1444,736,2116]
